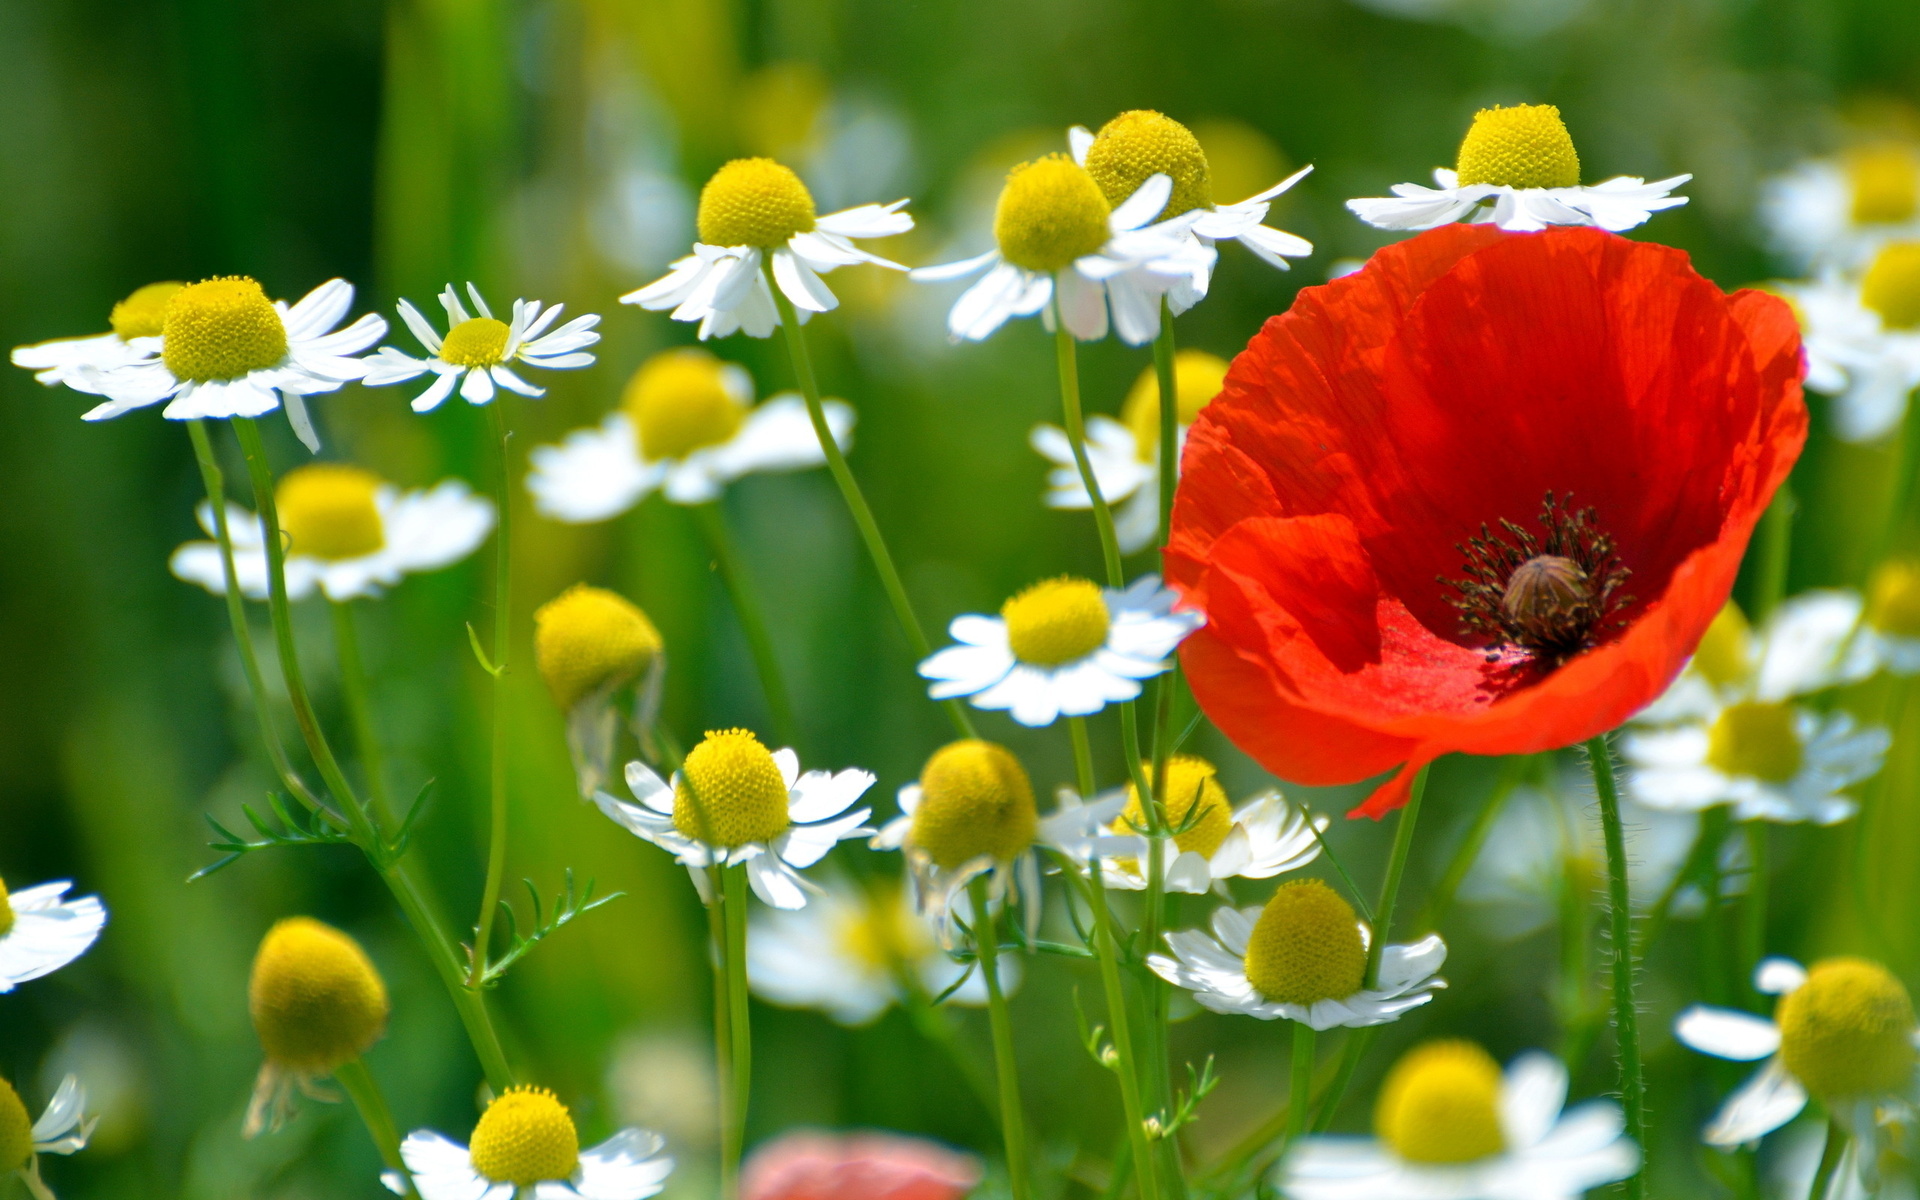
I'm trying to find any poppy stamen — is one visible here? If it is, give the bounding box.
[1443,491,1633,668]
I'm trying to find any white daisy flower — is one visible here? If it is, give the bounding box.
[1772,250,1920,443]
[1760,146,1920,272]
[0,880,104,992]
[362,284,600,412]
[1281,1042,1638,1200]
[169,465,494,604]
[622,157,911,339]
[1675,955,1917,1178]
[527,348,851,522]
[919,574,1202,728]
[1029,351,1228,554]
[77,277,387,453]
[4,1073,96,1200]
[1147,879,1446,1030]
[1863,559,1920,675]
[1347,104,1688,233]
[747,876,1008,1026]
[909,154,1212,345]
[10,282,184,394]
[1067,110,1312,314]
[593,729,874,910]
[384,1086,672,1200]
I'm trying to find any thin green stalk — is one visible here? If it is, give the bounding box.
[1152,299,1179,554]
[1418,755,1529,931]
[1587,736,1646,1200]
[969,874,1035,1200]
[1311,1030,1374,1133]
[336,1056,415,1198]
[1053,304,1124,587]
[722,863,753,1199]
[1741,821,1769,1009]
[764,266,974,740]
[1753,481,1795,622]
[1287,1024,1315,1143]
[330,600,398,826]
[692,503,798,749]
[1807,1118,1847,1200]
[706,868,738,1200]
[470,400,514,987]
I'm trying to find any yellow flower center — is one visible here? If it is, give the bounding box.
[1374,1041,1508,1165]
[1001,577,1110,667]
[469,1087,581,1186]
[1121,754,1233,858]
[1084,109,1214,222]
[1847,146,1920,225]
[274,464,386,562]
[0,878,14,940]
[1869,559,1920,638]
[835,885,933,970]
[1242,879,1367,1006]
[622,349,749,462]
[1778,957,1918,1099]
[1120,350,1231,462]
[697,158,817,249]
[248,916,390,1074]
[909,739,1038,870]
[161,277,289,383]
[1706,701,1804,783]
[0,1078,29,1171]
[994,155,1113,274]
[533,585,664,712]
[673,729,792,848]
[439,316,511,367]
[1692,602,1753,689]
[109,281,186,341]
[1454,104,1581,190]
[1861,242,1920,330]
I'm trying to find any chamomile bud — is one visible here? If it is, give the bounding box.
[1861,242,1920,330]
[1868,559,1920,638]
[0,1078,29,1170]
[697,158,818,250]
[1084,109,1213,222]
[249,917,389,1075]
[1120,755,1232,857]
[534,585,665,713]
[276,465,386,561]
[161,277,290,384]
[909,740,1037,869]
[1001,577,1111,668]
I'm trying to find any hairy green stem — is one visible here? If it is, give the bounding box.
[469,400,513,987]
[329,600,398,826]
[336,1057,414,1197]
[692,502,798,749]
[1587,736,1646,1199]
[969,874,1035,1200]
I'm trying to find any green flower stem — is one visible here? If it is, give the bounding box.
[1052,303,1124,588]
[1807,1118,1847,1200]
[230,417,514,1094]
[705,868,739,1200]
[1869,395,1920,574]
[722,863,753,1200]
[968,873,1036,1200]
[336,1056,414,1197]
[1753,481,1795,623]
[691,502,799,749]
[764,265,974,740]
[1741,821,1769,1008]
[1587,736,1646,1200]
[329,599,398,826]
[1152,298,1179,554]
[184,419,323,813]
[469,399,514,988]
[1287,1024,1315,1144]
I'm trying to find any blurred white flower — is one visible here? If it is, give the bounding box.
[10,282,184,395]
[0,882,105,993]
[363,284,600,412]
[1760,147,1920,272]
[1771,262,1920,443]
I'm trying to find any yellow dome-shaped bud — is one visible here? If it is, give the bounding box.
[1084,110,1214,222]
[673,729,792,847]
[835,883,933,970]
[248,917,389,1074]
[1778,957,1917,1098]
[1001,577,1110,667]
[1243,879,1368,1006]
[274,464,386,561]
[1847,146,1920,225]
[1706,701,1804,783]
[1374,1040,1507,1165]
[908,739,1038,870]
[1121,755,1233,857]
[1120,350,1231,461]
[1454,104,1581,190]
[0,1078,30,1170]
[162,277,289,382]
[1862,242,1920,330]
[1692,602,1753,689]
[110,281,186,341]
[1868,559,1920,638]
[622,349,749,462]
[533,585,663,713]
[697,158,817,249]
[439,317,511,367]
[0,878,14,939]
[468,1086,581,1186]
[994,155,1113,274]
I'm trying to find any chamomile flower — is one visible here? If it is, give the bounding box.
[1675,956,1917,1170]
[526,349,851,521]
[362,284,600,411]
[0,1074,95,1200]
[170,465,494,603]
[1029,350,1228,553]
[10,282,184,393]
[0,880,104,993]
[78,277,388,452]
[1281,1041,1639,1200]
[1771,246,1920,442]
[1761,145,1920,271]
[1862,560,1920,674]
[909,155,1212,345]
[594,729,874,910]
[1067,110,1313,312]
[1347,104,1689,233]
[746,876,1008,1026]
[1147,879,1446,1030]
[244,917,388,1136]
[919,575,1202,727]
[622,157,912,339]
[534,586,666,798]
[385,1087,672,1200]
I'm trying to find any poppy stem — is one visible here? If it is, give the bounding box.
[1586,735,1647,1199]
[469,399,514,989]
[335,1056,414,1198]
[1365,765,1429,988]
[690,501,800,750]
[969,874,1036,1200]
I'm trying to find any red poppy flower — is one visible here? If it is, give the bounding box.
[1168,224,1806,818]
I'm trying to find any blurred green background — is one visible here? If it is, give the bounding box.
[4,0,1920,1196]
